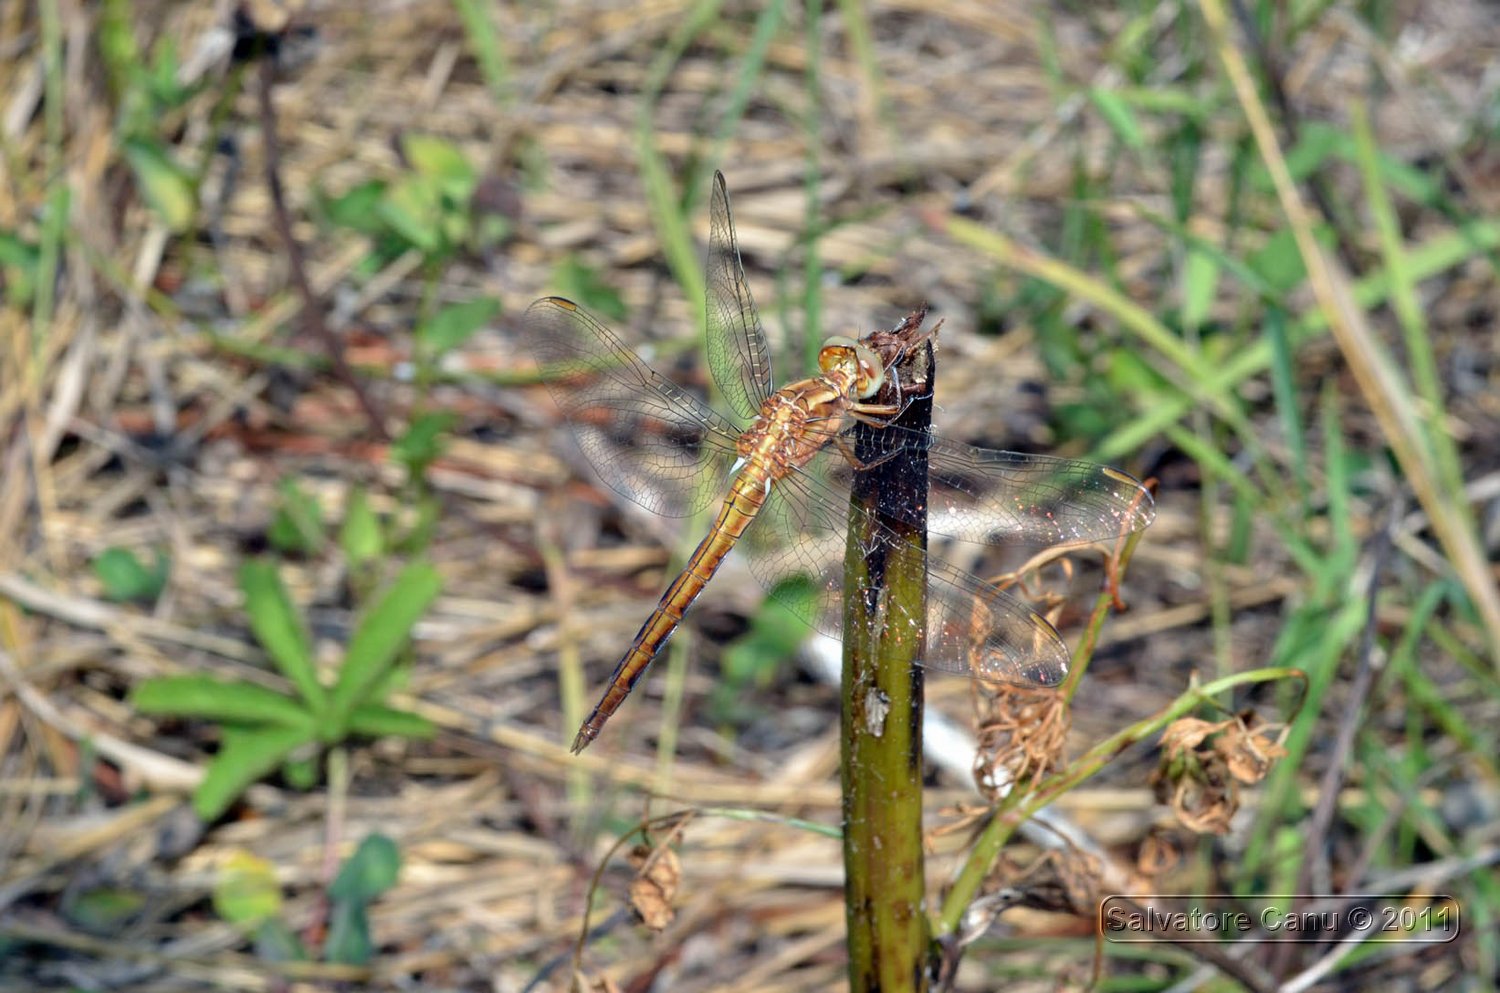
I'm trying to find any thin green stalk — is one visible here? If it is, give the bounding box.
[802,0,824,368]
[841,334,933,993]
[653,628,692,790]
[636,0,724,309]
[450,0,511,107]
[1094,218,1500,459]
[1200,0,1500,663]
[1349,102,1470,525]
[833,0,892,140]
[709,0,785,166]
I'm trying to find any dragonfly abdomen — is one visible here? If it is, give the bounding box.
[571,463,774,752]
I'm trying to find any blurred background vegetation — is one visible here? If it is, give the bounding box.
[0,0,1496,990]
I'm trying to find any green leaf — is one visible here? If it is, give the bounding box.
[253,918,308,963]
[131,675,314,729]
[1278,122,1345,184]
[712,576,815,723]
[375,177,442,253]
[553,256,627,322]
[93,546,169,603]
[212,850,283,926]
[338,487,383,569]
[123,137,195,233]
[391,411,457,477]
[416,296,499,357]
[1106,347,1166,397]
[319,180,389,234]
[268,478,327,554]
[64,887,145,933]
[401,133,475,199]
[1088,87,1145,150]
[194,724,317,821]
[328,563,440,730]
[330,834,401,902]
[239,560,326,712]
[144,35,189,107]
[1247,226,1309,293]
[282,754,319,790]
[346,703,435,739]
[324,898,372,965]
[392,493,441,555]
[1180,244,1221,331]
[98,0,141,89]
[0,231,40,309]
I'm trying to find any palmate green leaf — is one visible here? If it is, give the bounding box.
[194,724,317,821]
[327,562,441,733]
[239,561,326,713]
[131,675,313,729]
[346,703,435,739]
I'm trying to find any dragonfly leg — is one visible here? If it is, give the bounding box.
[847,407,900,428]
[832,434,905,471]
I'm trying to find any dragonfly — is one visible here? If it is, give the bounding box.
[524,172,1155,753]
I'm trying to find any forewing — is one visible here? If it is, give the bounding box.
[741,469,1069,685]
[705,171,775,421]
[524,296,741,518]
[821,424,1155,546]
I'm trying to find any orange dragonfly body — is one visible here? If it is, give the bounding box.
[525,173,1154,753]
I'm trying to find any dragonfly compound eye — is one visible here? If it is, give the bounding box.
[851,341,885,399]
[819,336,886,399]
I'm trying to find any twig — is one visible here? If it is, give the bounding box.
[255,57,388,441]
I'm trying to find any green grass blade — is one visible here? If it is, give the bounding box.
[327,561,441,732]
[195,724,317,821]
[239,560,325,712]
[132,675,313,729]
[346,703,436,739]
[450,0,510,106]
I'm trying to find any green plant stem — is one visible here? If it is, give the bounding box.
[841,337,934,993]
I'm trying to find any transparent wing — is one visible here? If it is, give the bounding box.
[821,424,1156,546]
[742,467,1070,685]
[705,171,776,420]
[523,296,742,519]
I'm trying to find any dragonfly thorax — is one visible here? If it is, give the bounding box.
[818,336,885,399]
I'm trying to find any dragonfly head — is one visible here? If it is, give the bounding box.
[819,336,886,399]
